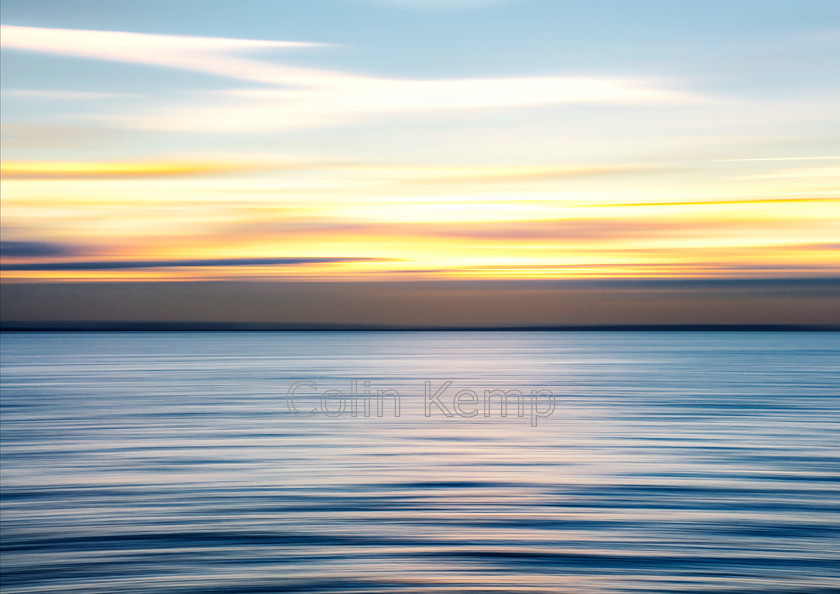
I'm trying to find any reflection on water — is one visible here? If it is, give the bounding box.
[1,331,839,592]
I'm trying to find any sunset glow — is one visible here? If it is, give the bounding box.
[1,2,838,290]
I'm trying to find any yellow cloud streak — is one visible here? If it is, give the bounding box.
[1,161,257,179]
[3,156,837,281]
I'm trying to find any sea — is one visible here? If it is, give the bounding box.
[1,331,838,593]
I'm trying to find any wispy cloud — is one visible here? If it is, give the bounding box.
[346,164,653,185]
[0,25,326,85]
[714,156,840,162]
[1,24,698,132]
[0,124,118,149]
[207,216,805,245]
[123,76,694,132]
[739,166,840,180]
[0,240,79,258]
[1,89,136,100]
[1,257,390,271]
[1,160,262,179]
[0,157,655,183]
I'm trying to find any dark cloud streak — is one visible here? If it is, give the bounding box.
[0,240,80,258]
[1,256,391,271]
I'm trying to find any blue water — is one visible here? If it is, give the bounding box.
[1,331,839,593]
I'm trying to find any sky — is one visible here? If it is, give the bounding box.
[1,0,839,325]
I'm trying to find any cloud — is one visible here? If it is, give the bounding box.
[0,240,79,258]
[465,263,840,273]
[1,257,391,272]
[608,197,837,208]
[0,156,650,183]
[1,160,262,179]
[123,76,693,132]
[714,156,840,162]
[418,220,693,241]
[739,166,840,180]
[1,89,136,100]
[0,25,326,85]
[1,24,698,133]
[209,217,779,245]
[0,124,119,149]
[799,243,840,250]
[353,164,653,185]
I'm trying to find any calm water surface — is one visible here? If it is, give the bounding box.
[1,331,839,593]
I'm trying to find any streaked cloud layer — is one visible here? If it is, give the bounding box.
[1,160,260,179]
[1,256,389,271]
[1,24,694,132]
[1,0,838,299]
[1,24,323,82]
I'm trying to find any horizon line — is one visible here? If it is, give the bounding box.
[2,322,838,332]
